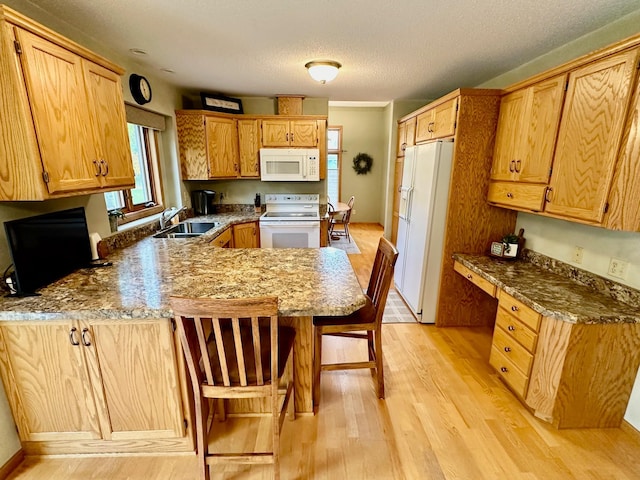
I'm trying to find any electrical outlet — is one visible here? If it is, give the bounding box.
[572,246,584,264]
[608,258,628,279]
[352,209,356,215]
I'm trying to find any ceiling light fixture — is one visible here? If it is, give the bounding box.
[305,60,341,84]
[129,48,148,56]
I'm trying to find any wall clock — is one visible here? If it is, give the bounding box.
[129,74,152,105]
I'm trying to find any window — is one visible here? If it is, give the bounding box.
[327,126,342,203]
[104,123,164,223]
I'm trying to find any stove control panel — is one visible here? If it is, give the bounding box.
[264,194,319,204]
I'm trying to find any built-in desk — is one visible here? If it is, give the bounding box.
[453,252,640,429]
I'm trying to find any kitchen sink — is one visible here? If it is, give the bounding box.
[153,222,220,238]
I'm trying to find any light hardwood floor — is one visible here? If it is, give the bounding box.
[7,223,640,479]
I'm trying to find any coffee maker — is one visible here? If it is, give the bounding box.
[191,190,216,215]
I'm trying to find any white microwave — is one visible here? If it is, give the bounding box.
[260,148,320,181]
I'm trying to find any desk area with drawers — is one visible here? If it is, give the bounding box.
[453,251,640,429]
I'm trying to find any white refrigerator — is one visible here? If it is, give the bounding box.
[394,140,454,323]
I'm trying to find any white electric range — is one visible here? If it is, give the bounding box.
[259,194,320,248]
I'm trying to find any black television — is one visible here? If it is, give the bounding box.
[4,207,93,296]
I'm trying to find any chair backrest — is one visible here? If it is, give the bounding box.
[328,202,335,214]
[366,237,399,326]
[170,296,280,394]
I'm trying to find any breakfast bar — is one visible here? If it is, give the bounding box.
[0,233,366,455]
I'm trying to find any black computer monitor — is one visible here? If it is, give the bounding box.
[4,207,92,296]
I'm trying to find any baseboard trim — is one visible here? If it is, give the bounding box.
[621,419,640,440]
[0,449,24,480]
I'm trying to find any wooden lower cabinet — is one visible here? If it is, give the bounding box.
[487,288,640,428]
[0,319,193,454]
[233,221,260,248]
[210,227,233,248]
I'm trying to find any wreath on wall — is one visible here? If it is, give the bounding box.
[352,153,373,175]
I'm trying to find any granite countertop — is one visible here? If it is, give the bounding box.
[453,253,640,324]
[0,214,366,321]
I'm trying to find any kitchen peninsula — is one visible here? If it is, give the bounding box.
[0,219,366,455]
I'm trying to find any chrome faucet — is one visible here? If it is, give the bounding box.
[159,206,187,230]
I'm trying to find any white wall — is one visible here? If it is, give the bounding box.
[478,9,640,430]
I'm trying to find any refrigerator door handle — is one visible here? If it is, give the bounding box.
[399,186,413,221]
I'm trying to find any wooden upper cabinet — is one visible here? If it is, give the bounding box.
[545,48,640,223]
[205,116,239,178]
[0,11,133,200]
[17,28,102,194]
[262,119,318,147]
[176,113,208,180]
[237,119,261,177]
[83,60,134,188]
[415,98,457,142]
[396,116,417,157]
[491,75,567,183]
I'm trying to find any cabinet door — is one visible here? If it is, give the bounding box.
[289,120,318,147]
[83,60,134,189]
[261,119,290,147]
[431,98,457,139]
[517,75,566,183]
[238,119,260,177]
[546,49,639,222]
[415,110,434,143]
[205,116,238,178]
[233,222,259,248]
[492,89,528,181]
[0,321,101,442]
[16,28,101,194]
[176,113,208,180]
[396,121,407,157]
[86,320,185,441]
[405,116,416,148]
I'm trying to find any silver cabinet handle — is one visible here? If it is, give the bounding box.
[93,160,101,176]
[100,159,109,176]
[504,346,511,352]
[69,327,80,346]
[500,367,508,373]
[511,305,518,312]
[507,325,515,331]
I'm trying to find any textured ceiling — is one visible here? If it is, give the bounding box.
[11,0,640,101]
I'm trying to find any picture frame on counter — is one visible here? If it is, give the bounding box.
[200,93,244,114]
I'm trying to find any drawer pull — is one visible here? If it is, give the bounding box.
[506,192,513,198]
[81,328,92,347]
[466,274,472,279]
[504,346,511,352]
[511,305,519,312]
[500,367,508,373]
[507,325,515,331]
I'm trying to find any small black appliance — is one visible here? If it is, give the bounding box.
[191,190,216,215]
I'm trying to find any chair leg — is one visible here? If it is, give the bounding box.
[375,329,385,399]
[313,326,323,407]
[367,330,374,361]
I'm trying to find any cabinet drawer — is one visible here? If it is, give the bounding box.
[487,181,547,211]
[210,227,231,248]
[490,346,529,398]
[492,325,534,375]
[495,308,538,352]
[497,290,541,332]
[454,261,496,297]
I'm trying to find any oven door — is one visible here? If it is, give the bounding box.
[259,220,320,248]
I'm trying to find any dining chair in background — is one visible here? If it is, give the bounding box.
[171,296,295,480]
[312,236,398,404]
[330,195,355,242]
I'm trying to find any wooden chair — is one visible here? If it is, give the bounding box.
[170,296,295,480]
[327,202,335,245]
[330,195,355,242]
[312,237,398,404]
